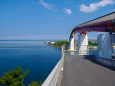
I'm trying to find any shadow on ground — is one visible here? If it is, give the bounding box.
[82,55,115,71]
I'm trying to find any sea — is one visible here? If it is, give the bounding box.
[0,40,61,85]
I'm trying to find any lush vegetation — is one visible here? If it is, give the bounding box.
[49,40,97,47]
[76,40,97,47]
[88,40,97,47]
[0,67,43,86]
[53,40,69,46]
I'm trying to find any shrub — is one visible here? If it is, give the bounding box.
[0,67,29,86]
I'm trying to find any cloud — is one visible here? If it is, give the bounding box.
[39,0,54,10]
[80,0,114,13]
[63,8,72,15]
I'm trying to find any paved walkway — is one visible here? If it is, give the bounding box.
[61,55,115,86]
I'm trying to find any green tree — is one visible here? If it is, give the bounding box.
[88,40,92,45]
[0,67,29,86]
[88,40,97,46]
[54,40,69,46]
[28,81,43,86]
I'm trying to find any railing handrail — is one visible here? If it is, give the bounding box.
[42,46,65,86]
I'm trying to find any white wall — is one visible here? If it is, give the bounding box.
[97,34,112,59]
[78,34,89,55]
[69,38,75,51]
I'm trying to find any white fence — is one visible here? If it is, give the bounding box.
[42,46,65,86]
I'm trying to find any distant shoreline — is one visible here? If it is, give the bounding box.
[48,43,97,49]
[48,43,115,49]
[48,44,62,48]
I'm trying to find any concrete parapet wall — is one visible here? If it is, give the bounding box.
[42,46,65,86]
[97,34,112,59]
[94,57,115,68]
[42,56,64,86]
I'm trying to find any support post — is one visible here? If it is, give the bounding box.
[69,38,75,51]
[97,34,112,59]
[78,34,89,55]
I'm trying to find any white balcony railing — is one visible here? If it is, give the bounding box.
[42,46,65,86]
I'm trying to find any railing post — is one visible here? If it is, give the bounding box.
[62,46,65,57]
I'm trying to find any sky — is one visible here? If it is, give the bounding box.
[0,0,115,40]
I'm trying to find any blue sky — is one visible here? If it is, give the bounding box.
[0,0,115,40]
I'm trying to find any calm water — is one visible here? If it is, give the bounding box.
[0,40,61,85]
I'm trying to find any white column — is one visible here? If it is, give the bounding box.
[69,38,75,51]
[78,34,89,55]
[97,34,112,59]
